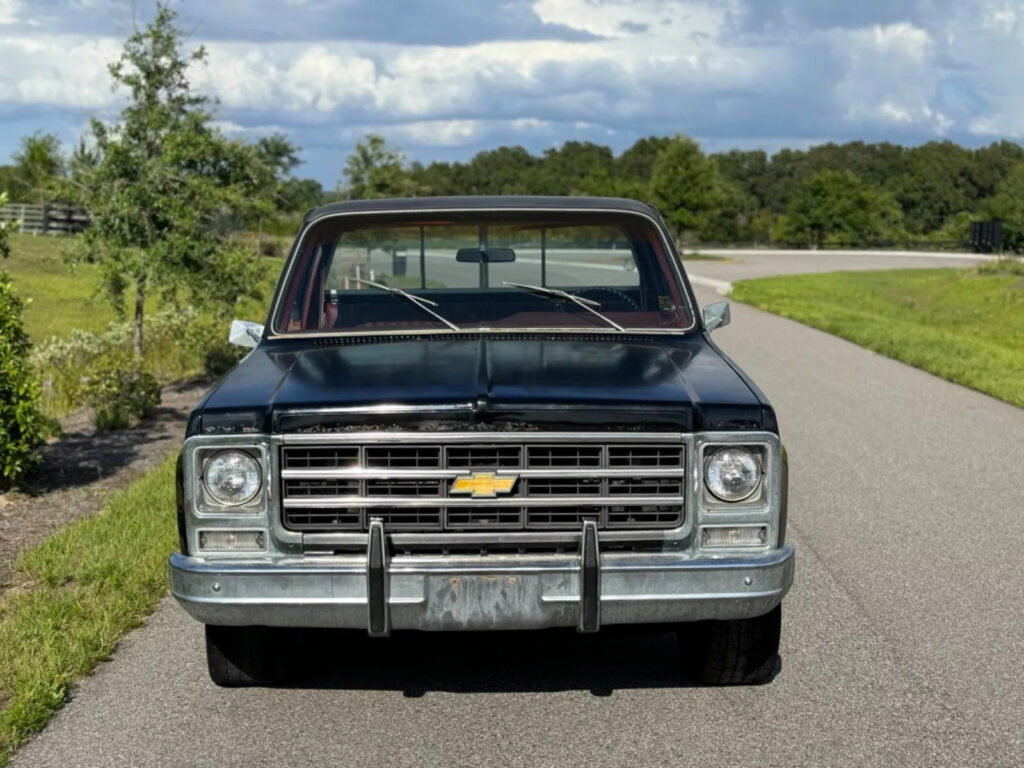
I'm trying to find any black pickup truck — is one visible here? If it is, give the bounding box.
[170,196,794,687]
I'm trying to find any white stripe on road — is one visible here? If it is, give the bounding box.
[686,274,733,295]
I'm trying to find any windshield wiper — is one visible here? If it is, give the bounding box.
[350,277,461,331]
[502,281,625,332]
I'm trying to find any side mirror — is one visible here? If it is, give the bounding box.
[229,319,264,348]
[703,301,731,333]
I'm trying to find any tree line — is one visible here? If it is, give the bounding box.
[348,134,1024,250]
[8,125,1024,253]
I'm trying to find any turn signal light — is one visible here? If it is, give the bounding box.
[198,530,266,552]
[700,525,768,548]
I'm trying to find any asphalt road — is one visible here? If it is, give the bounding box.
[13,252,1023,767]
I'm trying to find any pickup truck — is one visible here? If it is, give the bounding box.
[169,196,794,686]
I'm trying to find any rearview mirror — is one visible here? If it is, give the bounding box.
[703,301,731,333]
[229,319,264,348]
[455,247,516,263]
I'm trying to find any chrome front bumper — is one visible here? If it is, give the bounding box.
[169,541,795,633]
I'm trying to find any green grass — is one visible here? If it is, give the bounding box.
[0,455,178,766]
[3,233,283,342]
[731,266,1024,408]
[1,234,127,340]
[681,252,726,261]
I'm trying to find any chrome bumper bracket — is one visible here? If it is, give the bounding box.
[578,518,600,633]
[367,518,389,636]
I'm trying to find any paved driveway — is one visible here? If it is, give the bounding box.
[12,255,1023,768]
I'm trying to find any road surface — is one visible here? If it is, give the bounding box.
[12,251,1022,768]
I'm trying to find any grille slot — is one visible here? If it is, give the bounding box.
[526,478,602,496]
[447,445,522,468]
[608,445,684,467]
[527,445,602,468]
[280,438,686,534]
[527,506,602,528]
[365,446,441,468]
[608,477,682,495]
[446,507,525,530]
[284,478,360,497]
[366,478,443,497]
[283,446,359,469]
[285,507,361,529]
[607,504,683,528]
[369,507,443,531]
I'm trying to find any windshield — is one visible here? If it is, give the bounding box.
[272,210,693,335]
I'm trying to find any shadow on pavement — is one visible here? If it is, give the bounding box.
[268,627,707,695]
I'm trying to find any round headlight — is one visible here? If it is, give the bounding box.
[705,447,761,502]
[204,450,261,506]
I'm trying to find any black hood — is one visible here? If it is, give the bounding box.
[192,335,774,435]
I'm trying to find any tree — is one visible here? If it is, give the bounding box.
[615,137,673,184]
[73,3,263,357]
[649,136,720,244]
[67,137,101,190]
[10,132,63,203]
[277,177,324,213]
[530,141,614,195]
[343,134,416,199]
[778,170,905,247]
[981,162,1024,252]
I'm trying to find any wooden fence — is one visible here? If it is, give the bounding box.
[0,203,89,236]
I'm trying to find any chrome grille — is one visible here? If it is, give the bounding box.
[279,435,685,533]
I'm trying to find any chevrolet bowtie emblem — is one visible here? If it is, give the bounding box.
[450,473,518,498]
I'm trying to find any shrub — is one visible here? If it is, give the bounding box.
[0,269,47,489]
[31,308,242,419]
[259,238,283,258]
[81,354,161,430]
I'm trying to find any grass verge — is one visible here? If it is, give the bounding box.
[4,233,282,342]
[731,265,1024,408]
[0,455,178,765]
[681,252,725,261]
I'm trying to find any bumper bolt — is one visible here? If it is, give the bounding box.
[743,577,753,586]
[212,582,221,592]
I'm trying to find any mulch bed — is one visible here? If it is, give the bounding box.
[0,380,210,597]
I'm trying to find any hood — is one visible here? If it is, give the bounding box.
[193,335,772,434]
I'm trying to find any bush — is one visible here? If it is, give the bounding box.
[0,269,47,489]
[259,238,283,258]
[31,308,243,420]
[81,355,161,430]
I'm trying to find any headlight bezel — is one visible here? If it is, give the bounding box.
[694,435,779,551]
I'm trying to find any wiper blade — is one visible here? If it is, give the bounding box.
[350,277,461,331]
[502,281,626,332]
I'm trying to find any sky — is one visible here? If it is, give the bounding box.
[2,0,1024,187]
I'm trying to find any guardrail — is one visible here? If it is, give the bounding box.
[0,203,89,236]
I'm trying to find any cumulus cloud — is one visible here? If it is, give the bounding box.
[1,0,1023,184]
[0,0,20,24]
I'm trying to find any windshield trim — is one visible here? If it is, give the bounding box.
[266,205,699,338]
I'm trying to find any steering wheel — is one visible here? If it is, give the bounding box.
[575,287,640,311]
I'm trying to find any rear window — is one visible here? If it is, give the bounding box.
[273,211,693,335]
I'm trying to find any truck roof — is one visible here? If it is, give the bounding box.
[304,195,661,223]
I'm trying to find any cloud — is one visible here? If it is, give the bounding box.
[0,0,20,24]
[1,0,1024,186]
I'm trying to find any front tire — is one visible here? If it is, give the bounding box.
[205,625,286,687]
[679,605,781,685]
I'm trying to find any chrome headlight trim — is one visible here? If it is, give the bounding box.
[187,437,271,517]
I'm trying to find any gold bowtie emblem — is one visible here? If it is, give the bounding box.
[450,473,517,498]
